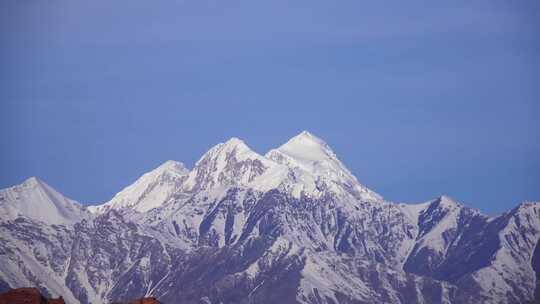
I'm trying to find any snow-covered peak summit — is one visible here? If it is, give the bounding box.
[88,160,189,213]
[438,194,457,203]
[182,137,282,192]
[410,195,472,252]
[287,130,328,146]
[157,160,189,173]
[223,137,247,147]
[266,131,381,201]
[290,130,328,145]
[273,131,338,164]
[23,176,41,186]
[0,177,88,225]
[431,195,463,211]
[206,137,253,159]
[266,131,341,175]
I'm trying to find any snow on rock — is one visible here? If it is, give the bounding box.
[470,202,540,302]
[399,201,432,225]
[182,138,284,192]
[179,138,295,197]
[0,218,80,302]
[401,195,471,277]
[88,160,189,213]
[266,131,382,201]
[0,177,88,225]
[415,195,464,252]
[1,132,539,304]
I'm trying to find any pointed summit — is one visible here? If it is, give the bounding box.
[218,137,253,157]
[183,137,278,192]
[23,176,41,185]
[88,160,189,213]
[21,176,51,191]
[265,131,346,177]
[273,131,337,164]
[289,130,327,145]
[157,160,189,173]
[193,137,254,166]
[224,137,245,146]
[432,195,463,210]
[191,138,252,168]
[266,131,382,201]
[0,177,87,225]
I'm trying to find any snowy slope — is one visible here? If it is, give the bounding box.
[466,202,540,302]
[0,177,88,225]
[415,196,466,252]
[88,160,189,213]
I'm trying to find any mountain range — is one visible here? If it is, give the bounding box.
[0,131,538,304]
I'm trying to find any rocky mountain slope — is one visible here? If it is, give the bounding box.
[0,131,538,304]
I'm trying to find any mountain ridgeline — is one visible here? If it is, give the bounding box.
[0,131,538,304]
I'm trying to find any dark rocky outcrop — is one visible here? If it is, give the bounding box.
[0,288,65,304]
[111,297,161,304]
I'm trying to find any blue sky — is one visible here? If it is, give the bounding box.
[1,0,539,214]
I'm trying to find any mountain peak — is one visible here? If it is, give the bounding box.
[272,131,337,165]
[224,137,245,145]
[23,176,43,187]
[435,195,461,209]
[287,130,329,148]
[266,132,382,201]
[20,177,59,194]
[439,194,455,202]
[156,160,189,173]
[220,137,252,155]
[291,130,324,143]
[89,161,189,213]
[198,137,253,162]
[0,178,87,225]
[184,137,276,192]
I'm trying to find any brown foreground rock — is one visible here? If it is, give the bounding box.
[0,288,65,304]
[111,297,161,304]
[128,298,160,304]
[0,288,162,304]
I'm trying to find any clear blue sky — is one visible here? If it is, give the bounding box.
[1,0,538,214]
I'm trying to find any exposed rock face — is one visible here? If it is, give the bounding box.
[0,288,65,304]
[0,132,539,304]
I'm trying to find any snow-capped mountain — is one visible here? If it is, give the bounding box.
[88,160,189,213]
[0,131,539,304]
[266,131,381,201]
[181,137,285,193]
[0,177,88,225]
